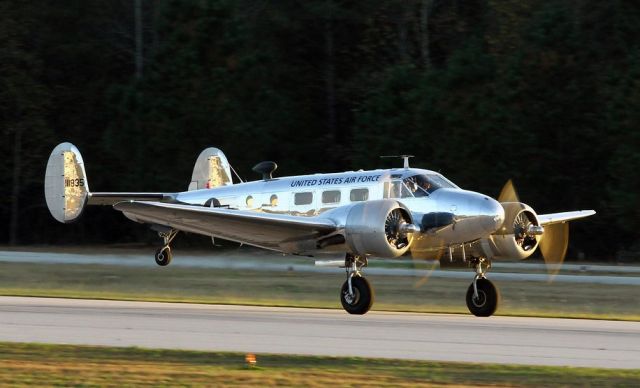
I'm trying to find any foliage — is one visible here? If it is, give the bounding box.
[1,0,638,259]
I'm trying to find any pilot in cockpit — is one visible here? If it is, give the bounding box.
[405,175,431,197]
[406,179,417,193]
[419,179,431,193]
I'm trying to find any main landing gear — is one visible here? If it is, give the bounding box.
[466,257,500,317]
[340,253,374,315]
[155,229,179,266]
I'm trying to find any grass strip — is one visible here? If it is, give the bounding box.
[1,342,639,387]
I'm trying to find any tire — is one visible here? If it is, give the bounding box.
[340,276,374,315]
[155,246,172,266]
[466,278,499,317]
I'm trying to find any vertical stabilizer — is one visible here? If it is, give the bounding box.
[188,147,233,190]
[44,142,90,223]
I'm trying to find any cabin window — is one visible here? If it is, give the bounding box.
[269,194,278,206]
[322,190,341,204]
[294,192,313,205]
[350,188,369,202]
[245,195,254,207]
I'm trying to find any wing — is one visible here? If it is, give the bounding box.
[537,210,596,226]
[113,201,338,253]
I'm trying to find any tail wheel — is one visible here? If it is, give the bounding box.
[340,276,374,315]
[466,278,499,317]
[155,246,172,266]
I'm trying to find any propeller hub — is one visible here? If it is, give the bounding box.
[526,224,544,236]
[399,223,421,234]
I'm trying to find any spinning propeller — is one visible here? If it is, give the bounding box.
[498,180,569,278]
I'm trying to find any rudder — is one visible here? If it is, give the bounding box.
[44,142,90,223]
[188,147,233,190]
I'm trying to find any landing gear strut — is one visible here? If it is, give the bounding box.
[340,253,374,315]
[155,229,178,266]
[466,257,499,317]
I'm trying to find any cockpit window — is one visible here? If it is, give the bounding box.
[403,174,455,197]
[384,181,412,199]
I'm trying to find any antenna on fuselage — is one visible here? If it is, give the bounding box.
[252,161,278,180]
[230,164,244,183]
[380,155,414,169]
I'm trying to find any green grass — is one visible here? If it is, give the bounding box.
[1,261,639,320]
[1,342,638,387]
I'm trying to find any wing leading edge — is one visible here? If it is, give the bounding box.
[113,201,338,253]
[537,210,596,226]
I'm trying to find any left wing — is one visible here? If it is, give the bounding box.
[114,201,338,253]
[537,210,596,226]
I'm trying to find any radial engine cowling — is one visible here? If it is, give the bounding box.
[489,202,541,260]
[344,199,415,258]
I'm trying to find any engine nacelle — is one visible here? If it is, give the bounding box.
[344,199,415,258]
[489,202,540,260]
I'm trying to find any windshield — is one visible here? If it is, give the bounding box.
[403,174,455,197]
[384,173,457,199]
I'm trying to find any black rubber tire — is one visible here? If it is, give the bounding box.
[155,246,172,266]
[340,276,374,315]
[466,278,499,317]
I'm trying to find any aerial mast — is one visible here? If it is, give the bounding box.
[380,155,414,169]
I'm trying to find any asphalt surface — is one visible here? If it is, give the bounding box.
[1,296,639,369]
[2,250,640,285]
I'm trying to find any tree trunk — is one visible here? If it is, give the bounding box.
[325,17,336,141]
[134,0,143,79]
[9,126,22,245]
[398,4,410,63]
[420,0,432,69]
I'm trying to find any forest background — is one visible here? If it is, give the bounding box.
[1,0,638,261]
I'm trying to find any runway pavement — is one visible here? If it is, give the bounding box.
[1,296,639,369]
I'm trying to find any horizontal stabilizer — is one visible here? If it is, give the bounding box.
[88,192,175,206]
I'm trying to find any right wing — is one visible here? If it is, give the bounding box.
[113,201,338,253]
[537,210,596,226]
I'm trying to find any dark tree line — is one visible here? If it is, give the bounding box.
[1,0,638,261]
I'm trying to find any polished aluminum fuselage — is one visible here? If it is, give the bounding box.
[175,168,505,256]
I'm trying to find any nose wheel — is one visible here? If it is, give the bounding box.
[340,254,374,315]
[466,257,499,317]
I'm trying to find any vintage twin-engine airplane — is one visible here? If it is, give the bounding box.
[45,142,595,317]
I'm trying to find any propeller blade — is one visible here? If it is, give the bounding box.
[539,222,569,280]
[498,179,520,203]
[410,236,444,288]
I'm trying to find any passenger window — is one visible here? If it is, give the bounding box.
[246,195,254,207]
[294,192,313,205]
[322,190,341,204]
[350,188,369,202]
